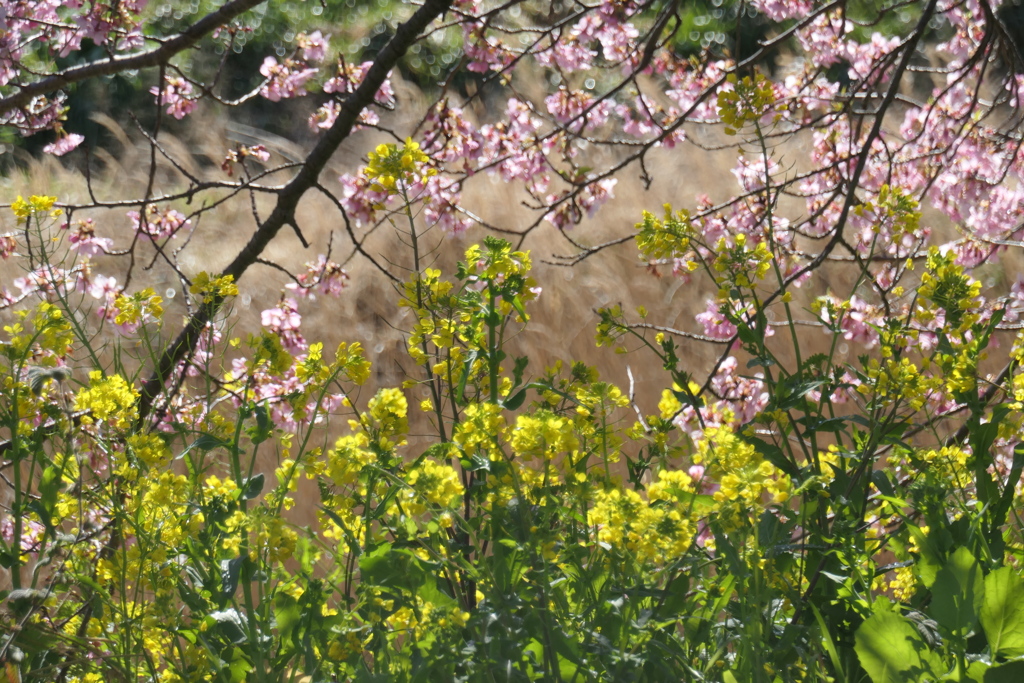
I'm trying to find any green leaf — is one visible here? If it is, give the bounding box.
[240,473,265,501]
[177,433,229,460]
[810,603,844,679]
[33,465,61,530]
[454,350,479,406]
[990,444,1024,558]
[206,608,248,645]
[502,387,527,410]
[965,660,989,683]
[249,403,272,445]
[227,646,252,683]
[220,557,245,598]
[984,660,1024,683]
[980,567,1024,657]
[273,592,303,648]
[855,610,941,683]
[746,436,800,479]
[930,547,984,637]
[908,524,943,588]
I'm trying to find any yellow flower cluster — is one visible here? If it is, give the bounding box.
[189,271,239,304]
[918,247,982,334]
[511,410,579,461]
[294,339,371,394]
[245,331,293,377]
[712,232,773,295]
[573,381,629,465]
[717,72,781,135]
[295,341,327,383]
[74,371,139,430]
[365,138,435,194]
[695,425,790,518]
[635,204,693,261]
[889,565,917,601]
[575,380,629,417]
[453,402,506,460]
[251,511,297,563]
[588,470,696,564]
[401,267,454,311]
[3,302,74,359]
[336,341,372,385]
[325,433,375,488]
[857,355,937,410]
[362,387,408,450]
[114,288,164,327]
[855,184,921,238]
[937,339,983,397]
[403,458,464,515]
[464,240,533,282]
[11,194,61,222]
[127,432,172,469]
[463,238,540,320]
[386,596,470,641]
[913,445,970,487]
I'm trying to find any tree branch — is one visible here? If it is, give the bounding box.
[0,0,266,117]
[137,0,454,421]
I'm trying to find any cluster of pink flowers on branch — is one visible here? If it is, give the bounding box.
[6,0,1024,456]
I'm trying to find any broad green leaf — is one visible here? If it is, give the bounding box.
[965,660,989,683]
[193,433,229,452]
[207,608,248,645]
[980,567,1024,657]
[908,524,943,588]
[228,646,252,683]
[220,556,245,598]
[931,547,984,636]
[240,473,265,501]
[984,660,1024,683]
[253,402,271,443]
[855,610,941,683]
[34,465,61,529]
[502,387,527,410]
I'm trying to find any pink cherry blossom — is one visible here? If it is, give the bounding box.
[43,132,84,156]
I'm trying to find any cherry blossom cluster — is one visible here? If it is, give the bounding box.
[126,205,191,241]
[1,0,146,151]
[5,0,1024,449]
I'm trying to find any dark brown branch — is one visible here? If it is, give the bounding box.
[136,0,455,421]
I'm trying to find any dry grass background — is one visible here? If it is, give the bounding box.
[0,91,746,395]
[2,73,1007,529]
